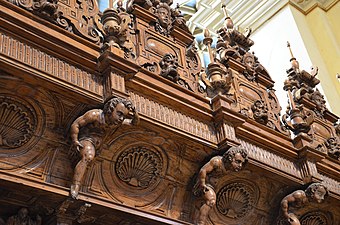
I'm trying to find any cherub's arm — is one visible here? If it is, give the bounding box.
[122,109,139,126]
[280,190,304,219]
[198,157,221,189]
[70,109,101,150]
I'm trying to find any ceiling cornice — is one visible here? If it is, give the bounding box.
[289,0,340,15]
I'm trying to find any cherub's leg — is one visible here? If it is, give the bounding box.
[70,140,95,199]
[197,187,216,225]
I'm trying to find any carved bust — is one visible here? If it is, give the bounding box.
[279,183,328,225]
[194,146,248,225]
[69,97,139,199]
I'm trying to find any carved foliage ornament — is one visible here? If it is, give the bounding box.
[0,96,36,148]
[216,181,257,219]
[115,146,162,189]
[8,0,104,44]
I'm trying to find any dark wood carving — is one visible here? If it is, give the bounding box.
[1,1,340,225]
[69,97,139,198]
[278,183,328,225]
[282,42,339,153]
[193,146,248,225]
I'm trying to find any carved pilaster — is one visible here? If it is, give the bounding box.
[98,47,139,100]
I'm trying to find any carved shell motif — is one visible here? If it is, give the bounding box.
[216,182,256,219]
[300,212,329,225]
[115,147,162,189]
[0,99,35,148]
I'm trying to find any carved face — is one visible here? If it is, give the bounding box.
[244,55,254,69]
[18,208,29,219]
[312,186,327,203]
[157,7,170,27]
[230,153,246,172]
[107,103,129,126]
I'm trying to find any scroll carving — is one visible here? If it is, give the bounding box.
[193,146,248,225]
[68,97,139,199]
[8,0,104,44]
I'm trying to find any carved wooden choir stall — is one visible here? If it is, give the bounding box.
[0,0,339,224]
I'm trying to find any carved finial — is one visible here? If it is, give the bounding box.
[109,0,113,8]
[222,4,234,29]
[287,41,299,72]
[117,0,123,8]
[203,28,214,63]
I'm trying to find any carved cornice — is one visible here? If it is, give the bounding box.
[289,0,340,14]
[0,31,103,98]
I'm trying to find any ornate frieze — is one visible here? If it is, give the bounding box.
[319,173,340,195]
[129,92,217,143]
[240,139,301,178]
[0,32,103,96]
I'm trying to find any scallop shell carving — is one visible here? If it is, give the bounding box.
[116,147,162,189]
[301,212,329,225]
[0,101,34,148]
[216,182,255,219]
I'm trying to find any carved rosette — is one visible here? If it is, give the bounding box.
[115,146,162,189]
[300,211,331,225]
[216,181,257,219]
[0,96,36,149]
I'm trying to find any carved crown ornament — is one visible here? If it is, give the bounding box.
[281,42,338,149]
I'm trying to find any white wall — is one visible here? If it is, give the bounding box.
[250,6,317,114]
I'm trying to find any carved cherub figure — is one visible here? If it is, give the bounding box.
[6,208,41,225]
[70,97,139,199]
[194,146,248,225]
[280,183,328,225]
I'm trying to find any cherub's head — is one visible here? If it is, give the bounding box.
[103,97,135,126]
[222,146,248,172]
[305,183,328,203]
